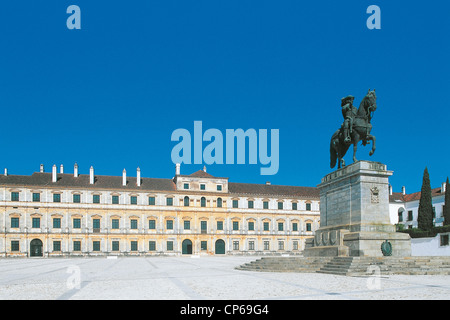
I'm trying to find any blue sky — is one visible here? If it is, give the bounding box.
[0,0,449,193]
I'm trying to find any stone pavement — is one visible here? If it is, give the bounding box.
[0,256,450,300]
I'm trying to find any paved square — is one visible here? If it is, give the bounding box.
[1,256,450,300]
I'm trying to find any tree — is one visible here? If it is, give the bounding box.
[417,167,434,231]
[444,177,450,225]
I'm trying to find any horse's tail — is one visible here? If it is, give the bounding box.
[330,131,339,168]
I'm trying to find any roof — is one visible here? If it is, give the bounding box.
[178,170,227,179]
[389,187,445,203]
[229,182,319,199]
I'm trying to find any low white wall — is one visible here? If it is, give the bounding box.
[411,233,450,256]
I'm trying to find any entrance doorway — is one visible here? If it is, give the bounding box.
[182,239,192,254]
[215,239,225,254]
[30,239,43,257]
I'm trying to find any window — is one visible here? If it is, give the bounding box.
[149,241,156,251]
[432,206,436,219]
[93,241,100,252]
[292,202,297,210]
[112,241,119,251]
[112,195,119,204]
[166,197,173,206]
[53,218,61,229]
[248,221,254,231]
[201,197,206,207]
[278,202,283,210]
[278,222,284,231]
[73,218,81,229]
[441,234,449,246]
[93,194,100,204]
[131,241,138,251]
[184,183,189,190]
[53,194,61,203]
[232,200,238,208]
[11,217,19,228]
[292,222,298,232]
[263,201,269,209]
[11,192,19,201]
[93,219,100,231]
[398,211,403,222]
[166,220,173,230]
[201,221,207,233]
[53,241,61,252]
[217,221,223,230]
[278,241,284,250]
[130,196,137,205]
[11,240,20,252]
[306,203,311,211]
[248,200,254,209]
[201,241,207,250]
[32,217,40,228]
[32,193,40,202]
[264,241,270,250]
[407,210,413,221]
[217,198,222,208]
[148,220,155,230]
[73,194,81,203]
[184,220,190,230]
[73,241,81,251]
[233,241,239,250]
[130,219,138,229]
[306,223,312,232]
[112,219,119,229]
[232,221,239,231]
[184,196,190,207]
[167,241,173,251]
[148,196,155,205]
[249,241,255,251]
[200,184,205,190]
[263,222,269,231]
[217,185,222,191]
[293,241,299,250]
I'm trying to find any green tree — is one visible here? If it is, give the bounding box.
[417,167,434,231]
[444,177,450,225]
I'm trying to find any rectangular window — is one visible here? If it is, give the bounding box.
[93,219,100,230]
[184,183,189,190]
[184,220,190,230]
[131,241,138,251]
[292,222,298,232]
[217,221,223,230]
[93,241,100,252]
[249,241,255,251]
[73,241,81,252]
[292,202,297,210]
[166,197,173,206]
[148,220,156,230]
[293,241,299,250]
[263,222,269,231]
[278,241,284,250]
[201,241,207,250]
[216,185,222,191]
[232,200,238,208]
[11,217,19,228]
[248,200,254,209]
[112,195,119,204]
[264,241,270,250]
[306,223,312,232]
[148,196,155,205]
[278,222,284,231]
[73,194,81,203]
[167,241,173,251]
[32,193,40,202]
[112,219,119,229]
[130,196,137,205]
[201,221,207,233]
[263,201,269,209]
[200,184,205,190]
[233,241,239,250]
[32,217,40,228]
[441,234,449,246]
[130,219,138,229]
[73,218,81,229]
[11,240,20,252]
[11,192,19,201]
[398,212,403,222]
[149,241,156,251]
[112,240,119,251]
[306,203,311,211]
[93,194,100,204]
[166,220,173,230]
[233,221,239,231]
[53,241,61,252]
[53,194,61,203]
[408,210,413,221]
[278,202,283,210]
[248,221,254,231]
[53,218,61,229]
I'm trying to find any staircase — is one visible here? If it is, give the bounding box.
[237,256,450,276]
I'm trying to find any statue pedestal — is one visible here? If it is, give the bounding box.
[304,161,411,257]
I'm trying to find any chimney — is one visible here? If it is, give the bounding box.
[52,164,57,183]
[74,163,79,177]
[203,166,206,173]
[137,167,141,187]
[122,169,127,186]
[60,164,64,174]
[175,163,180,176]
[4,168,7,176]
[90,166,94,184]
[442,182,447,194]
[389,185,393,196]
[266,181,271,185]
[40,164,44,173]
[402,186,406,195]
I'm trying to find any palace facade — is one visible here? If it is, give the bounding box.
[0,163,320,257]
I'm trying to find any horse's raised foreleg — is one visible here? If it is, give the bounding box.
[368,134,376,156]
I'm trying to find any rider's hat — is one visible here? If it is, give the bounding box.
[341,95,354,104]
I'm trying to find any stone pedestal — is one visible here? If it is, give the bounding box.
[304,161,411,257]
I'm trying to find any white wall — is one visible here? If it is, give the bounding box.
[411,233,450,256]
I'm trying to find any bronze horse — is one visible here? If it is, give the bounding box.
[330,89,377,169]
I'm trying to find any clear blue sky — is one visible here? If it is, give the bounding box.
[0,0,448,193]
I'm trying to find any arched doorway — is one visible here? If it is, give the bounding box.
[30,239,43,257]
[215,239,225,254]
[182,239,192,254]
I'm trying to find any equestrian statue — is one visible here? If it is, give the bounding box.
[330,89,377,169]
